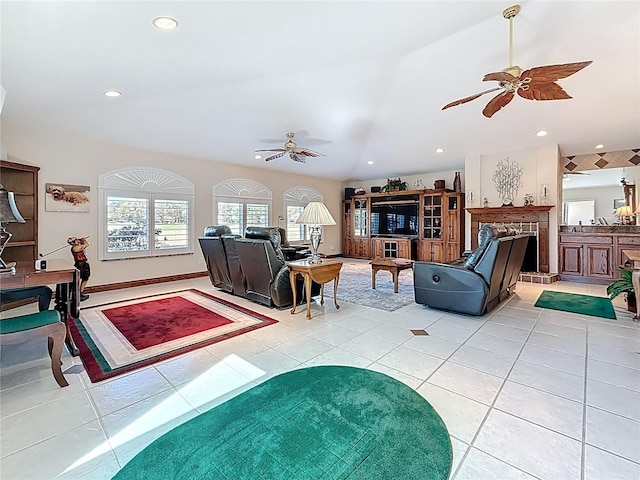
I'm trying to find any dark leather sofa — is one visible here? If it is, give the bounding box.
[199,226,317,308]
[413,225,528,316]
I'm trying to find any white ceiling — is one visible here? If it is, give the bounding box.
[2,1,639,181]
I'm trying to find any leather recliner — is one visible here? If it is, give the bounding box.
[235,226,318,308]
[222,234,247,298]
[277,227,310,261]
[413,225,528,316]
[198,225,233,293]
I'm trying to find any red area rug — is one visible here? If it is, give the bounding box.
[69,289,277,383]
[102,296,233,349]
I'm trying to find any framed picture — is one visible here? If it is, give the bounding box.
[613,198,625,210]
[45,183,90,212]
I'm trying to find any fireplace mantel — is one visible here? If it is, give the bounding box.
[468,205,554,273]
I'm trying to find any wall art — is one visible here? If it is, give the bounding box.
[45,183,90,212]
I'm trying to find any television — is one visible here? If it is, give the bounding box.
[370,201,419,237]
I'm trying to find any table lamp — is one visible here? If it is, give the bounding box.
[0,184,26,272]
[295,201,336,264]
[615,205,633,225]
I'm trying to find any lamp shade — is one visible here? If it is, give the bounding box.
[0,185,26,223]
[296,202,336,226]
[615,205,633,217]
[635,204,640,214]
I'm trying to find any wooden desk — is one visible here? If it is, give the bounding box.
[371,258,414,293]
[1,259,81,354]
[288,259,342,319]
[623,250,640,322]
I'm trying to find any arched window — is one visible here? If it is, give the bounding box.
[284,187,323,243]
[98,168,195,260]
[213,179,272,235]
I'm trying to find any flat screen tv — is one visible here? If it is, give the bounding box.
[370,202,419,237]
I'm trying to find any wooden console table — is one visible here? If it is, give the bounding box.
[623,250,640,322]
[1,259,81,354]
[288,259,342,319]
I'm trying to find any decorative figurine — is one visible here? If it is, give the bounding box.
[453,172,462,193]
[523,193,535,206]
[483,197,489,208]
[68,236,91,301]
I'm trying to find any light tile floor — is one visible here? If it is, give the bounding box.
[1,262,639,479]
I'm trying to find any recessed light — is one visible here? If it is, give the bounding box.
[435,148,444,154]
[367,160,374,165]
[595,144,605,149]
[254,154,262,160]
[103,90,121,97]
[535,130,548,137]
[153,16,179,30]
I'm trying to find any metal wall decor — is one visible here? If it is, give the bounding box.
[492,156,522,206]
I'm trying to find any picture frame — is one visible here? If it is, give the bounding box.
[45,183,91,212]
[613,198,625,210]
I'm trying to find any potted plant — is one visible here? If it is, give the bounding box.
[380,178,408,192]
[607,267,636,312]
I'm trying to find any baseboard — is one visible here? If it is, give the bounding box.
[85,271,209,294]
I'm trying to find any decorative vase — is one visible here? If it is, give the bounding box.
[453,172,462,193]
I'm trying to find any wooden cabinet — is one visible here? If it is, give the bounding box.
[0,160,39,265]
[559,233,615,283]
[342,189,464,262]
[371,238,411,259]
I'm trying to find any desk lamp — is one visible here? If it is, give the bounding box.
[0,184,26,272]
[295,201,336,264]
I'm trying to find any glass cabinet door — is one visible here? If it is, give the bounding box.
[354,199,368,237]
[423,195,442,239]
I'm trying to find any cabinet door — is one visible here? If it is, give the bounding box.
[343,239,352,257]
[398,240,412,259]
[560,244,583,276]
[586,245,613,279]
[445,243,460,262]
[418,240,443,262]
[422,195,442,240]
[353,198,368,237]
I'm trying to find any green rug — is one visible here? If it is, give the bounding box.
[534,290,616,319]
[113,366,452,480]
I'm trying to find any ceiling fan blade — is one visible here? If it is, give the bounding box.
[483,71,517,83]
[517,81,572,101]
[255,148,285,153]
[290,153,306,163]
[265,152,285,162]
[442,87,503,110]
[297,148,324,157]
[520,61,592,83]
[482,91,514,118]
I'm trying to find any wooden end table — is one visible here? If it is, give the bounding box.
[370,257,414,293]
[288,259,342,319]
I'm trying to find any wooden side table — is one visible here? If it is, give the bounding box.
[623,250,640,322]
[288,259,342,319]
[370,257,413,293]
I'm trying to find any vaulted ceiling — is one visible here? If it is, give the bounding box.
[1,1,638,181]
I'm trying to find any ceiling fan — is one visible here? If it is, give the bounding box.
[255,132,325,163]
[442,5,592,118]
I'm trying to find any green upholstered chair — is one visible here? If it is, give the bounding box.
[0,310,69,387]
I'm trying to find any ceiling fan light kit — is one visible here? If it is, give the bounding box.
[255,132,325,163]
[442,4,592,118]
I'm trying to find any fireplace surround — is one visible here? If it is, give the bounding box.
[467,206,553,273]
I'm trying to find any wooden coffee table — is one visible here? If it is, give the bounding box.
[371,257,414,293]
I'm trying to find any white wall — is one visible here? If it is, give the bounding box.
[4,127,344,287]
[464,145,560,273]
[344,170,464,194]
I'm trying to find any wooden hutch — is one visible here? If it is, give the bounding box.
[342,189,464,262]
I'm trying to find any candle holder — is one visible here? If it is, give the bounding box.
[540,184,549,205]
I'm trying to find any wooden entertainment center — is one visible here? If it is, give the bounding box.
[342,189,464,262]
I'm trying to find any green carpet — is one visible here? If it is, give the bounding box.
[534,290,616,319]
[113,366,452,480]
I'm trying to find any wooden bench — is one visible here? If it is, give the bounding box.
[0,310,69,387]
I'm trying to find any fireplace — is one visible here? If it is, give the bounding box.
[467,206,553,273]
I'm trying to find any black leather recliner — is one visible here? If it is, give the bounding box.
[222,234,247,298]
[198,225,233,293]
[277,227,310,261]
[414,225,528,316]
[234,227,295,307]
